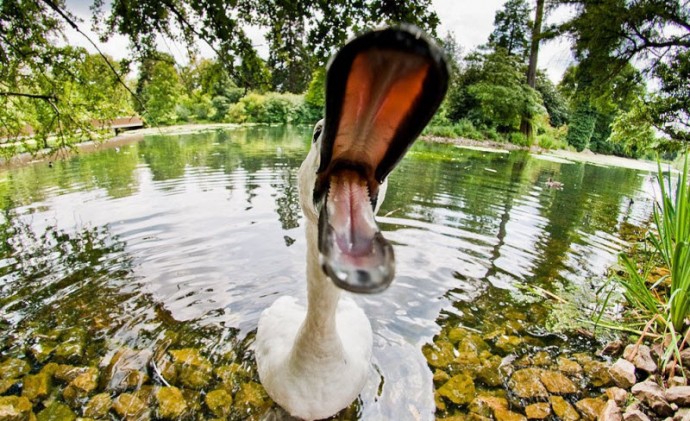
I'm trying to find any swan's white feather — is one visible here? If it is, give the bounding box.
[255,295,372,420]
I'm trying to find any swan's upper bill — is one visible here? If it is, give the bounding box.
[311,25,449,293]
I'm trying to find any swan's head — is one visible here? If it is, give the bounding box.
[298,25,448,294]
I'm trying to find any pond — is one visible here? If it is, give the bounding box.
[0,126,657,420]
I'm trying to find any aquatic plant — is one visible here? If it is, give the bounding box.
[615,152,690,365]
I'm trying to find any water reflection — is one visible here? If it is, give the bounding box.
[0,127,656,419]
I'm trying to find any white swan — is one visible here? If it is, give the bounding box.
[255,26,448,420]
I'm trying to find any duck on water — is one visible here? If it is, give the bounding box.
[254,26,449,420]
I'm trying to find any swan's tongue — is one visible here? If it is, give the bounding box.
[318,171,394,293]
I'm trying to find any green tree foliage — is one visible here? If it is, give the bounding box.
[559,0,689,143]
[535,73,568,127]
[488,0,532,59]
[460,49,544,132]
[139,59,184,125]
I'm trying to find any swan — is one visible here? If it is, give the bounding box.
[254,26,448,420]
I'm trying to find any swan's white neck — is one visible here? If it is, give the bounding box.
[288,222,345,368]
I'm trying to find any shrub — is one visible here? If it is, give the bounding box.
[240,93,267,122]
[226,102,247,123]
[508,132,529,146]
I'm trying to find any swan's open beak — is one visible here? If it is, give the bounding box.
[314,26,448,294]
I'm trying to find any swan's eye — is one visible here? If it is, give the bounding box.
[312,125,322,144]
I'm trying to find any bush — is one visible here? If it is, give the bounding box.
[226,102,247,123]
[211,96,231,121]
[240,93,268,122]
[453,119,483,140]
[566,102,596,151]
[508,132,529,146]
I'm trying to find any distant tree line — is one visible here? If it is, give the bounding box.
[0,0,687,158]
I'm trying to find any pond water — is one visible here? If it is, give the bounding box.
[0,126,657,419]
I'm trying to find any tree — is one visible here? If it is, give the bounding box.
[138,58,184,125]
[520,0,545,141]
[464,49,544,131]
[535,72,568,127]
[488,0,532,59]
[559,0,689,143]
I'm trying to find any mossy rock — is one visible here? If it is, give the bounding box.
[557,357,583,376]
[214,363,251,392]
[494,335,525,354]
[112,393,148,420]
[574,397,605,421]
[468,394,508,417]
[423,340,456,369]
[508,368,548,400]
[0,358,30,380]
[433,369,451,385]
[0,395,34,421]
[102,348,152,392]
[234,382,271,416]
[550,396,580,421]
[531,352,552,367]
[476,355,502,387]
[155,387,188,419]
[525,402,551,419]
[22,372,52,402]
[204,389,232,418]
[83,393,112,419]
[448,328,490,353]
[28,340,57,364]
[53,366,90,384]
[36,402,76,421]
[168,349,212,390]
[0,378,18,395]
[54,341,85,365]
[62,368,99,409]
[580,359,612,388]
[493,406,527,421]
[437,372,476,405]
[539,370,578,395]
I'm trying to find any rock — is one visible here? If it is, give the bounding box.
[606,387,629,405]
[438,372,476,405]
[669,376,687,387]
[509,368,548,399]
[582,359,613,387]
[495,335,524,354]
[600,399,622,421]
[493,406,527,421]
[169,349,212,390]
[433,369,451,384]
[205,389,233,418]
[234,382,271,416]
[600,340,624,356]
[532,352,552,367]
[666,386,690,406]
[63,367,99,406]
[0,378,17,395]
[575,397,605,421]
[102,348,152,392]
[623,408,651,421]
[54,365,91,384]
[215,363,252,392]
[0,396,33,421]
[22,371,52,402]
[609,359,637,389]
[624,345,658,374]
[54,340,85,364]
[83,393,112,419]
[435,391,447,411]
[454,351,482,374]
[36,402,76,421]
[631,380,673,417]
[423,340,456,368]
[476,355,503,387]
[28,339,57,364]
[0,358,30,380]
[525,403,551,419]
[550,396,580,421]
[674,408,690,421]
[558,357,584,376]
[155,386,187,419]
[469,395,508,417]
[539,370,578,394]
[680,348,690,369]
[112,393,148,420]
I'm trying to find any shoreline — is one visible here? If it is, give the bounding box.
[1,123,661,173]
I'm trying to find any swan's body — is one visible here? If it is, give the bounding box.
[255,26,448,420]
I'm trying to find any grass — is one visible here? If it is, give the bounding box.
[613,151,690,369]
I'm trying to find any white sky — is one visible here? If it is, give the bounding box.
[63,0,576,83]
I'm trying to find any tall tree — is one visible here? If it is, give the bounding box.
[488,0,532,59]
[520,0,545,142]
[559,0,689,143]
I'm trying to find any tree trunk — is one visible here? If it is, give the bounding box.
[521,0,545,146]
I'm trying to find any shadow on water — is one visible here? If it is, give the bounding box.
[0,126,657,420]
